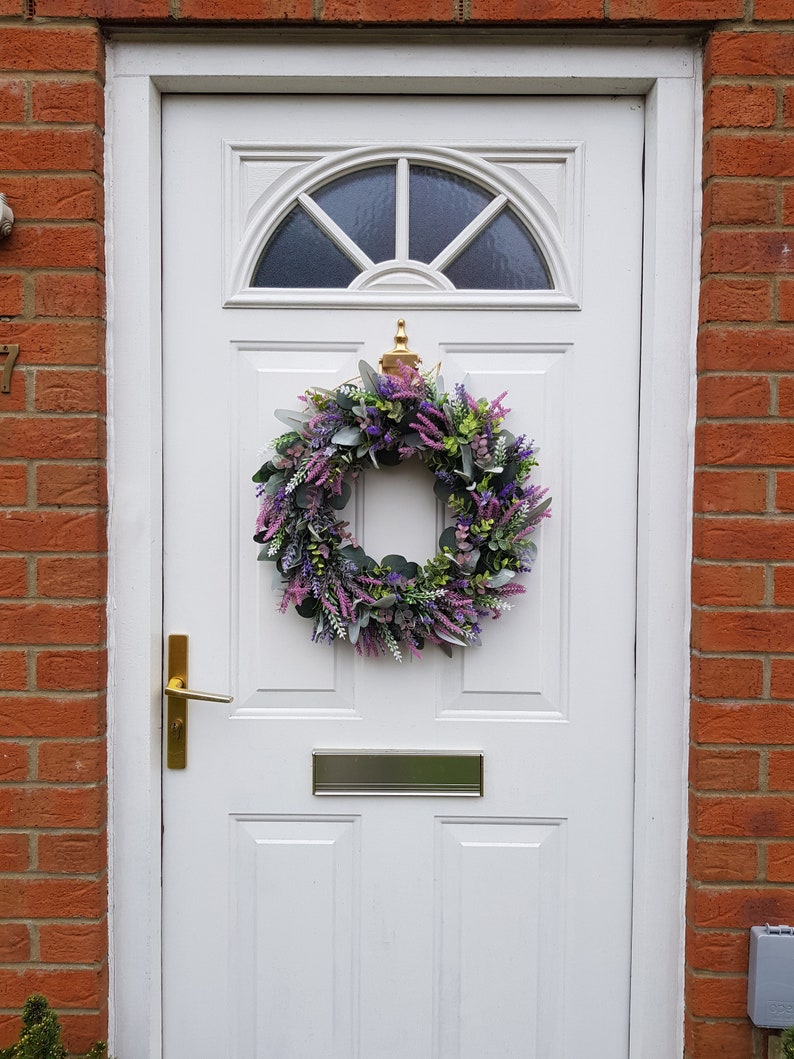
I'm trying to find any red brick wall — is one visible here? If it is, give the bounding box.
[0,6,792,1058]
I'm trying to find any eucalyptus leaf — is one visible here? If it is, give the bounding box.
[400,431,425,449]
[257,547,277,562]
[458,443,473,481]
[372,594,397,608]
[348,619,361,645]
[294,483,314,509]
[358,360,380,394]
[433,479,454,504]
[525,496,552,520]
[274,408,310,430]
[332,425,364,446]
[335,389,356,410]
[438,526,458,552]
[381,554,409,575]
[498,429,516,448]
[263,472,286,495]
[436,628,470,647]
[452,547,480,569]
[377,447,401,466]
[338,545,367,567]
[327,480,352,510]
[296,596,318,619]
[369,449,380,469]
[435,375,445,395]
[438,641,453,658]
[487,569,515,588]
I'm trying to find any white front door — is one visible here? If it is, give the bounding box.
[161,93,643,1057]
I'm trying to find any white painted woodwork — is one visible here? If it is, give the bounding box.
[161,93,641,1057]
[106,36,698,1059]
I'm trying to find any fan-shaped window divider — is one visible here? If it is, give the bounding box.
[227,147,579,307]
[252,158,552,294]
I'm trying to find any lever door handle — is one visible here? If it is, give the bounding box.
[165,633,233,769]
[165,677,233,704]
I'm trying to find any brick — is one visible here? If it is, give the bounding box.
[685,1017,754,1054]
[694,793,794,836]
[0,695,104,737]
[699,279,773,324]
[780,279,794,322]
[37,649,106,691]
[0,649,27,688]
[785,185,794,226]
[39,921,106,964]
[38,830,106,873]
[0,175,103,222]
[769,750,794,789]
[767,842,794,881]
[691,885,794,928]
[698,327,794,372]
[37,738,106,780]
[771,657,794,696]
[691,563,765,606]
[697,423,794,466]
[0,273,24,316]
[705,33,794,78]
[0,79,26,123]
[31,78,104,125]
[0,27,103,74]
[787,86,794,128]
[704,133,794,180]
[37,464,106,506]
[776,472,794,513]
[756,0,794,18]
[178,0,313,15]
[691,656,764,700]
[467,0,602,18]
[695,516,794,561]
[35,368,105,413]
[5,226,104,271]
[0,968,104,1010]
[694,701,794,745]
[687,929,749,973]
[35,275,105,320]
[0,742,29,780]
[697,373,770,415]
[0,127,103,174]
[704,83,777,130]
[39,0,167,11]
[703,180,778,226]
[0,511,105,550]
[774,566,794,605]
[0,415,104,464]
[36,556,106,599]
[694,471,767,512]
[611,0,740,15]
[686,970,748,1018]
[693,610,794,653]
[702,230,794,274]
[0,604,104,646]
[0,465,26,506]
[0,786,104,828]
[57,1014,108,1055]
[689,747,761,788]
[0,925,30,963]
[0,833,29,871]
[0,557,28,598]
[779,376,794,414]
[689,838,758,880]
[0,877,104,918]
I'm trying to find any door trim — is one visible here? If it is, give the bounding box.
[106,33,699,1057]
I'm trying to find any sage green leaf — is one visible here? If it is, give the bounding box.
[294,483,314,509]
[358,360,380,393]
[335,389,356,410]
[372,594,397,608]
[433,479,454,504]
[381,554,408,575]
[257,547,277,561]
[332,425,364,446]
[328,480,352,510]
[438,526,457,552]
[274,408,310,430]
[436,628,470,647]
[296,596,318,618]
[487,569,515,588]
[263,472,286,495]
[338,545,367,567]
[348,618,361,645]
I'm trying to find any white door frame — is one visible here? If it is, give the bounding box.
[106,33,699,1058]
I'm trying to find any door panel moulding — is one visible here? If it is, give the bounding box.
[106,34,699,1058]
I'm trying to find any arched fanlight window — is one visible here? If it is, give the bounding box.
[251,160,553,293]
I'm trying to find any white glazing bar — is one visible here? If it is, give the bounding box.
[430,195,506,273]
[395,157,409,261]
[298,193,374,271]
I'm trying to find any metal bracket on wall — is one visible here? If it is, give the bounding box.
[0,194,14,239]
[0,345,19,395]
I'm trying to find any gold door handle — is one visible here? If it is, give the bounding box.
[165,633,233,770]
[165,677,233,704]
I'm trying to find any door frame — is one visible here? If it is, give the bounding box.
[106,32,700,1058]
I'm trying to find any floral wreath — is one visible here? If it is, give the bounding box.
[253,327,550,662]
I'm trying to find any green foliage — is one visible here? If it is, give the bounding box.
[0,996,110,1059]
[781,1026,794,1059]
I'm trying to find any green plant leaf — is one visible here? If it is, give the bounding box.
[327,481,352,509]
[331,425,363,446]
[358,359,380,393]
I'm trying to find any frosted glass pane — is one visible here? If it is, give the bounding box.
[443,207,552,290]
[312,166,396,263]
[409,166,493,264]
[252,205,361,289]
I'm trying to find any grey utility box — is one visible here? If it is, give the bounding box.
[748,925,794,1028]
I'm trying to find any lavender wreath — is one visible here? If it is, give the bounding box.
[253,359,550,662]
